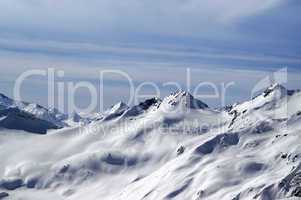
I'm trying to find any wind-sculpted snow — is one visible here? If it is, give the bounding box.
[194,133,239,155]
[0,85,301,199]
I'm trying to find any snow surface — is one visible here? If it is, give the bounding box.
[0,85,301,200]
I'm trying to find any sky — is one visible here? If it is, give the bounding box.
[0,0,300,113]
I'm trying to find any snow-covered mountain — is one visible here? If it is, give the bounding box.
[0,93,89,134]
[0,84,301,199]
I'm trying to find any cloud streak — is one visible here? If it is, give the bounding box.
[0,0,285,39]
[0,0,300,109]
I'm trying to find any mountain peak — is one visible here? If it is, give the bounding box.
[172,90,191,98]
[0,93,7,98]
[164,90,208,110]
[267,83,286,91]
[109,101,129,114]
[0,93,14,108]
[263,83,292,98]
[138,97,162,110]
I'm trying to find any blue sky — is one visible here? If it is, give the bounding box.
[0,0,300,112]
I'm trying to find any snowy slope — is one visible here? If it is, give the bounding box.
[0,85,301,199]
